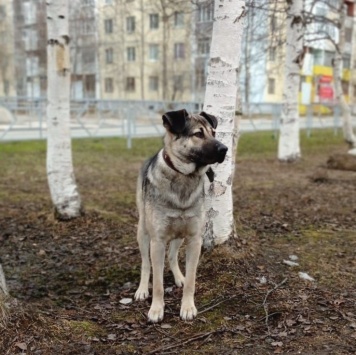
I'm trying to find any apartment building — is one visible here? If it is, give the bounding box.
[0,0,16,96]
[97,0,197,101]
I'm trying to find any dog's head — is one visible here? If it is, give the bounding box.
[162,109,228,168]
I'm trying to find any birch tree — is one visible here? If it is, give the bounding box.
[332,1,356,154]
[0,264,9,327]
[202,0,245,248]
[278,0,305,162]
[46,0,82,219]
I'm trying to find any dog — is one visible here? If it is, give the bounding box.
[134,109,227,322]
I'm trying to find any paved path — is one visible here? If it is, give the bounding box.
[0,116,344,142]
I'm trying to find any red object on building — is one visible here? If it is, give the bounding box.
[319,75,332,83]
[317,75,334,101]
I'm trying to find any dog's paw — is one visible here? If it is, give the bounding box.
[174,274,185,288]
[180,303,197,321]
[135,288,149,301]
[148,304,164,323]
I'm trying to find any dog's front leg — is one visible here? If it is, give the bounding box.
[180,235,201,321]
[148,239,165,322]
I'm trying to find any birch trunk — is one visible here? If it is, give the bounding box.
[202,0,245,249]
[332,2,356,153]
[46,0,82,219]
[0,264,9,327]
[278,0,304,162]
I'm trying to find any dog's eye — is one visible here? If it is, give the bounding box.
[194,131,204,139]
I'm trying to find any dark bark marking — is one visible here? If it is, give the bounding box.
[62,35,70,45]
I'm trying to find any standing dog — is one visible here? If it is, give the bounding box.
[135,109,227,322]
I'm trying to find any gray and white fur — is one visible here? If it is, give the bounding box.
[135,109,227,322]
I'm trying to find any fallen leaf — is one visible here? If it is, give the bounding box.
[289,255,299,261]
[271,341,283,347]
[107,334,116,340]
[283,260,299,267]
[119,298,132,305]
[235,325,245,331]
[286,319,296,327]
[161,324,172,329]
[15,343,27,351]
[298,272,315,281]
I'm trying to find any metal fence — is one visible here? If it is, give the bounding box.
[0,97,355,147]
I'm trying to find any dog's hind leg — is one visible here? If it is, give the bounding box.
[168,238,185,287]
[135,221,150,301]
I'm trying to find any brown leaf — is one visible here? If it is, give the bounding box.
[278,331,287,337]
[286,319,296,327]
[15,343,27,351]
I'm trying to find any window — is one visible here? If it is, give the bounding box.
[0,5,6,20]
[173,75,183,91]
[345,27,352,43]
[268,78,275,94]
[269,47,276,61]
[149,14,159,29]
[324,50,334,67]
[174,43,185,59]
[270,15,277,32]
[196,69,205,88]
[105,48,113,64]
[174,11,184,27]
[149,76,159,91]
[104,19,113,34]
[197,2,213,22]
[126,77,135,91]
[149,44,159,61]
[312,49,323,65]
[197,39,210,55]
[126,16,135,32]
[127,47,136,61]
[105,78,113,93]
[343,55,351,69]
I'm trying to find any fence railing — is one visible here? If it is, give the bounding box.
[0,97,355,147]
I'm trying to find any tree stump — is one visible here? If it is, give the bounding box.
[327,154,356,171]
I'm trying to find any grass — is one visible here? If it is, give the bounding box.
[0,128,345,158]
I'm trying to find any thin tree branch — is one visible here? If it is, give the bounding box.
[262,278,288,334]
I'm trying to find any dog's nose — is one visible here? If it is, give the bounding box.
[217,144,228,163]
[218,144,228,156]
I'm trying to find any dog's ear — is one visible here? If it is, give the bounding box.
[199,111,218,129]
[162,109,188,134]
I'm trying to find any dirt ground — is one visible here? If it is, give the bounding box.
[1,135,356,354]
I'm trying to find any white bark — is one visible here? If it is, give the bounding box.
[0,264,9,326]
[46,0,82,220]
[278,0,304,162]
[332,2,356,151]
[202,0,245,248]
